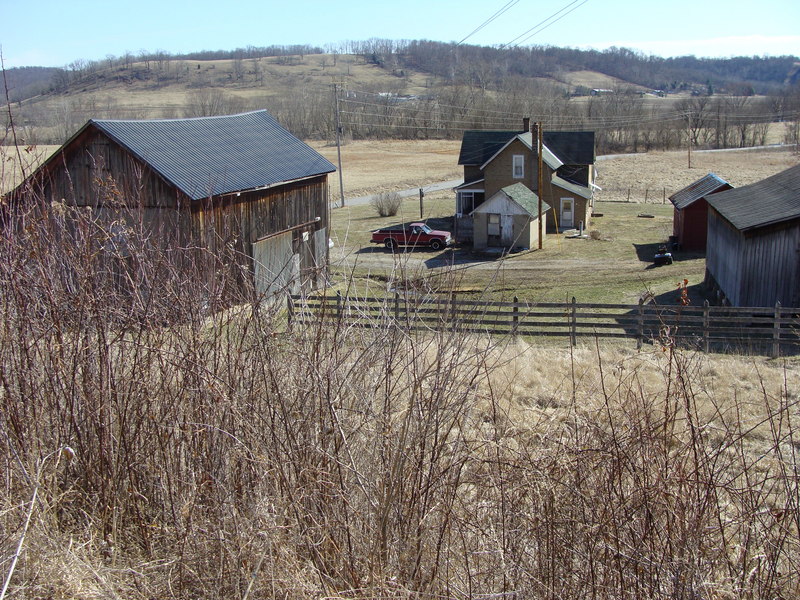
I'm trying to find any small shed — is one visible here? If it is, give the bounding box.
[705,164,800,307]
[668,173,732,252]
[471,183,550,250]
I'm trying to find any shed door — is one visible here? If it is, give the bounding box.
[253,232,298,297]
[560,198,574,228]
[501,215,513,246]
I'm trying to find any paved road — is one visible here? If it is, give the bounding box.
[337,179,463,207]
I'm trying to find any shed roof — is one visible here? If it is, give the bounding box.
[669,173,731,210]
[706,164,800,231]
[88,110,336,201]
[472,182,551,217]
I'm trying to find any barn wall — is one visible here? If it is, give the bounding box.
[708,209,800,307]
[706,209,745,305]
[38,128,181,210]
[193,176,329,294]
[678,200,709,252]
[739,221,800,307]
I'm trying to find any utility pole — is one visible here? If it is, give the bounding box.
[537,121,544,249]
[333,83,346,207]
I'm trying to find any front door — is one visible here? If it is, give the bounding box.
[560,198,574,229]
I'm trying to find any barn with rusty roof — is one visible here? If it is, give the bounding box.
[705,164,800,307]
[9,110,336,299]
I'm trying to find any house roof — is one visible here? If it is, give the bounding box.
[669,173,731,210]
[458,129,595,167]
[473,182,551,217]
[543,131,595,165]
[458,130,521,165]
[706,164,800,232]
[85,110,335,201]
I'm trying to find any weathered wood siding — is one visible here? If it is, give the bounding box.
[21,126,330,296]
[707,208,800,307]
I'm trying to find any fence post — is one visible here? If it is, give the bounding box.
[645,189,649,203]
[336,290,342,323]
[394,291,400,325]
[703,300,710,353]
[512,296,519,336]
[571,296,577,347]
[287,294,294,331]
[773,301,782,358]
[637,298,644,350]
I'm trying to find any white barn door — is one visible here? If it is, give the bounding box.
[253,232,299,297]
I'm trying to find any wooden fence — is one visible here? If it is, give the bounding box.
[288,293,800,356]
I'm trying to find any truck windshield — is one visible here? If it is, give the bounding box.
[419,224,432,233]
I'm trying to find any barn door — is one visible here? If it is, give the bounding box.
[252,232,299,298]
[313,228,328,288]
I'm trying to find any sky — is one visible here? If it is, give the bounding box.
[1,0,798,69]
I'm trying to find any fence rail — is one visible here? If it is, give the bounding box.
[289,293,800,356]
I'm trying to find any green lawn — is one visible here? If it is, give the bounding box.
[329,194,708,306]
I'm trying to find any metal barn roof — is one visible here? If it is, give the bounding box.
[669,173,731,210]
[90,110,336,200]
[706,164,800,231]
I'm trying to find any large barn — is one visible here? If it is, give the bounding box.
[8,110,336,299]
[705,164,800,307]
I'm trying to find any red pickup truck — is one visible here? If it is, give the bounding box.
[371,222,453,251]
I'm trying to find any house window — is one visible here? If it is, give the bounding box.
[513,155,524,179]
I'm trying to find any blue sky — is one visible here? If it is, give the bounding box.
[2,0,798,68]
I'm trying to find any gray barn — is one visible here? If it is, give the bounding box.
[705,164,800,307]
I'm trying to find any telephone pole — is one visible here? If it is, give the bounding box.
[537,121,544,249]
[333,83,346,207]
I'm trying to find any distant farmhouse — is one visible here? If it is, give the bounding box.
[8,110,335,299]
[705,164,800,308]
[668,173,733,252]
[454,119,595,248]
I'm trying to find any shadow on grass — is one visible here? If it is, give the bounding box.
[633,242,706,267]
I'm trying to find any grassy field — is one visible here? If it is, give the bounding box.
[327,145,798,304]
[330,194,704,304]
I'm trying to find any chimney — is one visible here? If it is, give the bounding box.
[522,117,530,132]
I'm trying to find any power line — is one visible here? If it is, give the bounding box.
[458,1,520,45]
[514,0,591,46]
